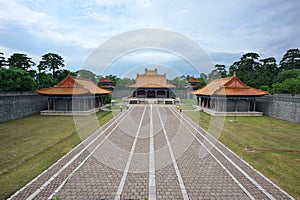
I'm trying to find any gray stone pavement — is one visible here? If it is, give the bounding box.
[8,105,294,200]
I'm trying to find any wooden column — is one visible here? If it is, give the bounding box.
[65,99,68,111]
[53,99,56,111]
[248,100,251,112]
[48,98,50,110]
[253,99,256,111]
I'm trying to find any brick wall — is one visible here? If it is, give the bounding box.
[0,92,48,122]
[256,94,300,123]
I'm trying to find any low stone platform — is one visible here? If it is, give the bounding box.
[194,106,264,116]
[126,98,180,105]
[40,108,99,116]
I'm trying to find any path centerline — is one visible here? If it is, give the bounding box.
[148,104,156,200]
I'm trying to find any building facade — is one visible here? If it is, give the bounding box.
[99,77,115,91]
[36,74,111,115]
[127,68,176,99]
[192,73,268,116]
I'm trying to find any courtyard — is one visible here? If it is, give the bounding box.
[6,105,296,199]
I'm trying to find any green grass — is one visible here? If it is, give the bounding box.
[0,111,113,200]
[184,110,300,199]
[179,99,197,110]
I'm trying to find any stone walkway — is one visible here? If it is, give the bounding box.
[9,105,294,200]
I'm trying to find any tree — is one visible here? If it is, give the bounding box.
[0,52,7,68]
[36,72,56,89]
[7,53,35,70]
[106,74,120,86]
[207,69,221,81]
[56,69,77,82]
[0,68,36,92]
[197,77,206,88]
[253,57,279,89]
[274,69,300,83]
[38,53,64,78]
[279,48,300,70]
[229,52,260,87]
[271,75,300,95]
[76,69,97,82]
[214,64,227,77]
[168,76,187,89]
[228,61,239,76]
[200,73,208,82]
[114,78,135,89]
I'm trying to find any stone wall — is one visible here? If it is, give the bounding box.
[0,92,48,122]
[256,94,300,123]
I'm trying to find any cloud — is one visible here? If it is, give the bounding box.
[0,0,300,76]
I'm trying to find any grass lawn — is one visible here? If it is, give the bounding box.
[180,99,196,110]
[182,102,300,199]
[0,111,113,200]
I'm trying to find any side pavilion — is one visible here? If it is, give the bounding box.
[191,73,268,116]
[36,74,111,115]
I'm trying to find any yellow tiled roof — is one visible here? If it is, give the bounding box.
[127,68,176,89]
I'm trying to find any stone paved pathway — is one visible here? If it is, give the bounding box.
[9,105,294,200]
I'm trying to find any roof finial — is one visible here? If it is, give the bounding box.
[234,72,236,77]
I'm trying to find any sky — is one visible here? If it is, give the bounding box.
[0,0,300,78]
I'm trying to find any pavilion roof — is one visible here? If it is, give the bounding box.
[100,77,113,83]
[191,73,268,97]
[188,77,199,83]
[36,74,112,96]
[127,68,176,89]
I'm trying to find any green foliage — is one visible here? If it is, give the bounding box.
[114,78,134,89]
[197,77,206,88]
[253,57,279,88]
[38,53,65,78]
[279,48,300,70]
[56,70,76,83]
[271,76,300,95]
[168,76,187,89]
[229,52,261,87]
[106,74,120,86]
[214,64,227,77]
[274,69,300,83]
[76,69,96,82]
[0,52,7,68]
[36,72,56,89]
[0,68,36,92]
[7,53,35,70]
[207,69,221,81]
[259,85,270,92]
[106,93,112,104]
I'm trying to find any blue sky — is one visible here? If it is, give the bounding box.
[0,0,300,78]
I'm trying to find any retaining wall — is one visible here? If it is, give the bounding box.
[0,92,48,122]
[256,94,300,123]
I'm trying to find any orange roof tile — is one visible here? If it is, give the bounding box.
[188,77,199,83]
[192,74,268,97]
[100,77,113,82]
[36,74,111,96]
[127,68,176,89]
